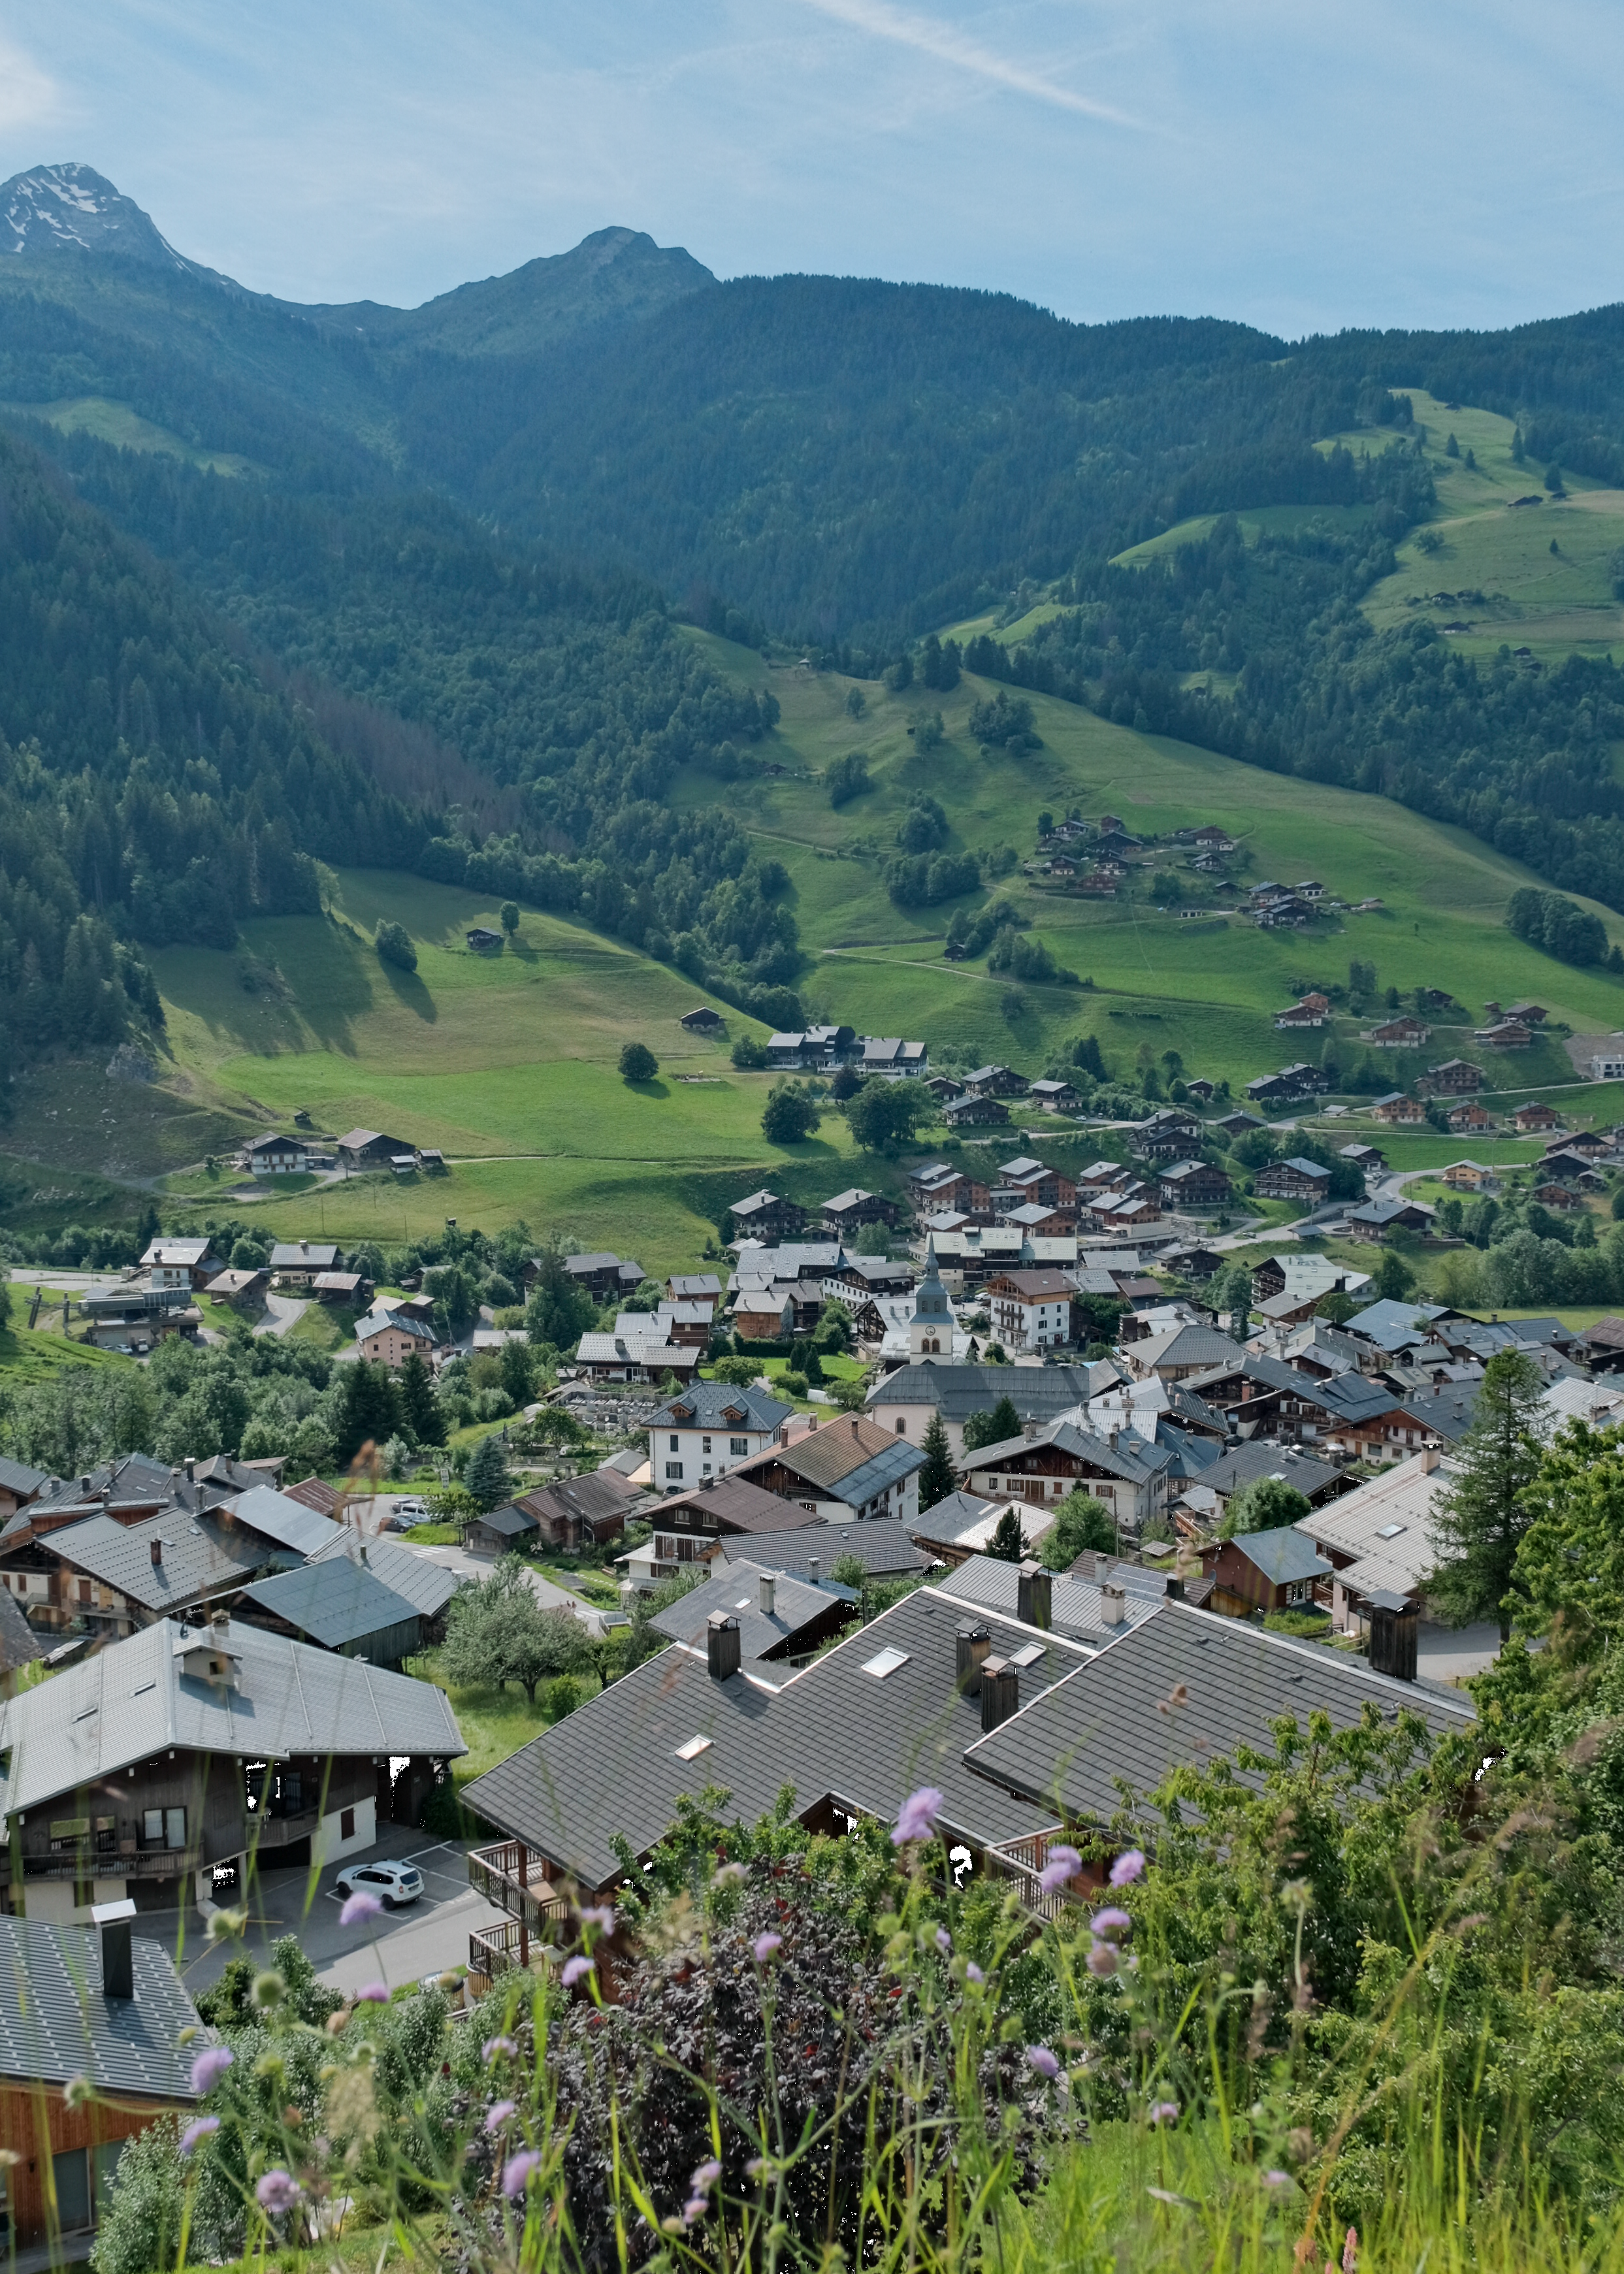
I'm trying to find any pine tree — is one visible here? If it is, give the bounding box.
[464,1431,513,1510]
[987,1506,1028,1563]
[917,1410,956,1511]
[962,1395,1023,1453]
[1428,1348,1548,1638]
[398,1350,446,1446]
[334,1361,402,1462]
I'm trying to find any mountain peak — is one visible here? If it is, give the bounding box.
[1,161,193,271]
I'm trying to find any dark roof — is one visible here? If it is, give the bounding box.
[284,1475,340,1518]
[964,1601,1476,1830]
[516,1470,636,1531]
[240,1557,424,1648]
[715,1519,929,1580]
[1344,1299,1449,1352]
[39,1506,307,1614]
[760,1417,926,1501]
[657,1472,822,1535]
[474,1504,540,1538]
[463,1588,1082,1892]
[868,1363,1103,1424]
[909,1488,996,1542]
[0,1915,201,2099]
[959,1419,1162,1489]
[649,1383,794,1433]
[0,1455,48,1499]
[1195,1443,1344,1504]
[1131,1325,1248,1371]
[1388,1382,1482,1442]
[1220,1529,1332,1585]
[306,1530,461,1617]
[932,1556,1162,1644]
[0,1584,43,1673]
[649,1561,857,1661]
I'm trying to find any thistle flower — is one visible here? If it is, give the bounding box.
[561,1955,593,1988]
[682,2198,709,2225]
[890,1785,945,1845]
[752,1931,782,1962]
[690,2160,722,2190]
[356,1982,389,2004]
[483,2034,517,2063]
[190,2045,234,2095]
[485,2100,517,2133]
[1148,2100,1179,2126]
[340,1890,382,1927]
[180,2116,219,2157]
[1086,1939,1118,1976]
[965,1961,985,1985]
[934,1925,952,1954]
[502,2150,542,2199]
[1343,2228,1359,2273]
[1090,1906,1132,1938]
[256,2169,302,2214]
[1264,2170,1291,2189]
[579,1904,616,1932]
[1110,1849,1146,1888]
[1037,1843,1082,1894]
[1026,2045,1060,2080]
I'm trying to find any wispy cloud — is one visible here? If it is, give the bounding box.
[798,0,1140,127]
[0,35,60,139]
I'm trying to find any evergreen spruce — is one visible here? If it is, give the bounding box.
[917,1410,956,1512]
[1428,1348,1548,1638]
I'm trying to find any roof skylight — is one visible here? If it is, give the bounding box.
[674,1735,712,1761]
[862,1646,910,1680]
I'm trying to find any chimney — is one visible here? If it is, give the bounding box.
[94,1897,137,2002]
[1418,1447,1440,1474]
[1367,1590,1418,1681]
[184,1457,195,1484]
[1164,1576,1186,1602]
[706,1612,741,1681]
[1099,1582,1126,1627]
[1016,1559,1052,1631]
[211,1609,230,1644]
[956,1623,992,1695]
[850,1415,860,1437]
[980,1656,1020,1732]
[759,1573,776,1617]
[807,1555,820,1584]
[150,1537,163,1567]
[81,1475,92,1496]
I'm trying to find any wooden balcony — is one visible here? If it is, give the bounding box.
[983,1830,1085,1923]
[468,1840,568,1933]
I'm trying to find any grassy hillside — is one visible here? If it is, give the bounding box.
[678,632,1624,1090]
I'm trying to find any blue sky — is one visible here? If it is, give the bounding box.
[1,1,1619,334]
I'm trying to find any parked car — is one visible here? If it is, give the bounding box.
[393,1499,429,1519]
[334,1859,424,1908]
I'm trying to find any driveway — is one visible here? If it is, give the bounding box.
[253,1290,309,1337]
[397,1538,612,1635]
[146,1825,508,2001]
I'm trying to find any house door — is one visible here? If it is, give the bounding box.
[53,2147,91,2232]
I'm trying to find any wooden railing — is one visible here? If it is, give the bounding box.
[983,1829,1082,1923]
[468,1840,568,1932]
[469,1916,561,1979]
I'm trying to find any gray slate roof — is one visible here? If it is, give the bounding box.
[0,1915,201,2098]
[649,1560,858,1661]
[239,1557,425,1649]
[959,1419,1162,1488]
[1343,1299,1448,1351]
[1224,1529,1332,1585]
[934,1555,1163,1645]
[230,1485,347,1557]
[0,1455,47,1499]
[0,1616,465,1815]
[649,1383,793,1433]
[306,1531,461,1619]
[464,1587,1081,1892]
[1131,1325,1248,1372]
[964,1600,1476,1829]
[1195,1443,1345,1504]
[869,1363,1106,1423]
[716,1518,930,1580]
[34,1504,306,1614]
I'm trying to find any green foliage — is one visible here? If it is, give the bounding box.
[1506,885,1608,967]
[830,1551,868,1589]
[1219,1475,1312,1538]
[443,1553,591,1701]
[917,1409,957,1512]
[986,1504,1029,1562]
[1428,1346,1549,1636]
[1039,1486,1116,1567]
[778,1370,809,1400]
[896,796,949,854]
[375,918,417,971]
[967,688,1039,749]
[761,1080,821,1143]
[524,1241,599,1349]
[845,1074,931,1154]
[500,899,520,934]
[711,1353,764,1386]
[91,2113,184,2274]
[462,1430,513,1510]
[884,846,979,907]
[962,1395,1022,1453]
[826,750,871,807]
[1376,1246,1415,1301]
[618,1039,658,1081]
[731,1030,769,1067]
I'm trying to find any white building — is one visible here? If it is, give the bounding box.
[647,1383,795,1493]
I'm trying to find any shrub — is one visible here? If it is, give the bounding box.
[619,1039,658,1080]
[826,751,871,806]
[762,1081,821,1144]
[375,918,417,972]
[731,1031,769,1068]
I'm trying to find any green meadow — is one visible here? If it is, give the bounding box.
[3,393,262,477]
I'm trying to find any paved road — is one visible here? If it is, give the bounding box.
[398,1536,613,1635]
[253,1290,309,1337]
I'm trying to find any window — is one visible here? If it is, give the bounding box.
[675,1734,712,1761]
[165,1806,187,1850]
[666,1461,683,1480]
[730,1437,749,1455]
[862,1646,910,1680]
[142,1806,165,1846]
[896,1417,906,1434]
[340,1806,355,1840]
[702,1437,712,1453]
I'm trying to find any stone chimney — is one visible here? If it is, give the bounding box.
[955,1622,992,1696]
[980,1656,1020,1732]
[706,1611,741,1681]
[1418,1446,1440,1473]
[93,1897,137,2002]
[1016,1559,1052,1631]
[1099,1582,1126,1627]
[758,1572,776,1617]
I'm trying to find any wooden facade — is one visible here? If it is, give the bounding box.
[0,2079,188,2245]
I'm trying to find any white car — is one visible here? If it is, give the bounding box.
[334,1859,424,1909]
[393,1499,429,1519]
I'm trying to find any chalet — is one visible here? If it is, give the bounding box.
[1504,1002,1548,1026]
[1474,1020,1532,1050]
[1371,1092,1425,1125]
[138,1239,222,1291]
[1250,1255,1369,1309]
[650,1383,794,1492]
[999,1201,1073,1238]
[1537,1150,1596,1184]
[1339,1141,1386,1170]
[312,1270,371,1305]
[204,1267,269,1314]
[1246,1065,1329,1107]
[235,1546,440,1670]
[925,1073,966,1098]
[575,1330,700,1382]
[1295,1448,1454,1632]
[1531,1182,1585,1210]
[1552,1129,1609,1159]
[1190,825,1235,851]
[619,1470,820,1591]
[1512,1100,1561,1134]
[956,1419,1170,1531]
[1158,1160,1232,1210]
[1254,1157,1331,1203]
[860,1037,929,1079]
[1440,1160,1497,1192]
[766,1025,856,1073]
[0,1613,463,1924]
[651,1301,713,1348]
[1421,1060,1486,1098]
[668,1273,723,1312]
[241,1131,306,1173]
[866,1360,1111,1461]
[986,1269,1076,1353]
[1344,1196,1437,1239]
[1028,1078,1084,1113]
[679,1005,723,1030]
[997,1156,1079,1212]
[0,1454,48,1526]
[1363,1016,1431,1048]
[945,1093,1011,1128]
[1579,1318,1624,1374]
[820,1186,901,1235]
[962,1064,1030,1099]
[728,1190,807,1241]
[466,926,502,950]
[1254,896,1315,929]
[268,1241,342,1288]
[909,1163,992,1218]
[1122,1324,1247,1384]
[1078,1159,1130,1191]
[1201,1529,1331,1617]
[1216,1110,1267,1137]
[1275,994,1330,1030]
[335,1128,414,1170]
[463,1502,540,1557]
[558,1252,646,1302]
[0,1910,201,2247]
[506,1469,638,1550]
[1132,1107,1205,1160]
[355,1303,436,1369]
[738,1412,925,1526]
[824,1254,916,1306]
[1446,1099,1493,1134]
[649,1559,860,1665]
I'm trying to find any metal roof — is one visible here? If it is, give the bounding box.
[649,1560,856,1661]
[934,1556,1162,1646]
[716,1518,929,1579]
[0,1585,42,1674]
[268,1243,340,1269]
[37,1506,302,1613]
[649,1383,792,1431]
[0,1915,201,2098]
[229,1486,348,1557]
[1295,1452,1455,1598]
[0,1455,47,1498]
[1131,1325,1248,1371]
[1195,1442,1344,1502]
[1223,1529,1331,1585]
[464,1588,1077,1892]
[474,1504,540,1537]
[0,1616,465,1815]
[867,1363,1104,1423]
[964,1600,1476,1829]
[240,1557,425,1649]
[306,1531,461,1618]
[959,1420,1161,1487]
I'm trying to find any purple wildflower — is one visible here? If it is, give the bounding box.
[340,1889,382,1927]
[965,1961,985,1985]
[890,1785,945,1845]
[682,2198,708,2226]
[1037,1843,1082,1894]
[502,2150,542,2199]
[579,1904,615,1932]
[691,2160,722,2190]
[934,1925,952,1954]
[1090,1906,1132,1938]
[482,2034,517,2063]
[256,2169,302,2215]
[1109,1848,1146,1888]
[1264,2171,1291,2189]
[752,1932,782,1962]
[1148,2100,1179,2127]
[1343,2228,1359,2273]
[179,2116,220,2156]
[561,1955,593,1989]
[356,1982,389,2004]
[189,2045,234,2095]
[1086,1939,1118,1976]
[485,2100,517,2133]
[1026,2045,1060,2081]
